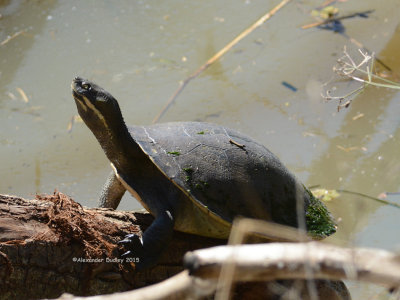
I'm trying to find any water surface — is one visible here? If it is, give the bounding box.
[1,1,399,298]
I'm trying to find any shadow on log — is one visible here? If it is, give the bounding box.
[0,192,354,300]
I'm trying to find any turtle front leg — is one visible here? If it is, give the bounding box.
[99,171,126,209]
[119,210,174,271]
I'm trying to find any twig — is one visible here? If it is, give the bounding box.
[301,10,374,29]
[16,87,29,103]
[59,271,216,300]
[229,139,246,150]
[309,185,400,209]
[152,0,293,123]
[317,0,351,10]
[0,29,26,46]
[215,218,310,300]
[337,189,400,209]
[185,242,400,289]
[302,6,390,72]
[67,241,400,299]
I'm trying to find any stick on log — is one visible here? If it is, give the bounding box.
[184,243,400,289]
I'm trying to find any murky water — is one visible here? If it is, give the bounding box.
[1,1,400,298]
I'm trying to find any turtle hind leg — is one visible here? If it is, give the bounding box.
[99,171,126,209]
[119,210,174,271]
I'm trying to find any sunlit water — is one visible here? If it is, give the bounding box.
[1,1,400,298]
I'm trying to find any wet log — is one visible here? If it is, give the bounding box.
[0,192,223,300]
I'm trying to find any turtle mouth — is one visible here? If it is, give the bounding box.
[71,76,84,94]
[71,77,88,111]
[72,90,83,107]
[71,76,90,103]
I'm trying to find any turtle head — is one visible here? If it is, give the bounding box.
[71,77,125,136]
[72,77,138,167]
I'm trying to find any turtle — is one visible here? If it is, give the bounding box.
[71,77,336,270]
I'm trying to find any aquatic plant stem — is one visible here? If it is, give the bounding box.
[338,189,400,209]
[152,0,293,124]
[324,47,399,110]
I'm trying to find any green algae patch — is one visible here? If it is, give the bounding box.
[304,187,337,239]
[167,151,181,156]
[183,167,194,182]
[182,167,193,173]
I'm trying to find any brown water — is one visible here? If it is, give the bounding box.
[1,1,400,298]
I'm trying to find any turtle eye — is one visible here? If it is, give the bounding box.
[81,82,91,91]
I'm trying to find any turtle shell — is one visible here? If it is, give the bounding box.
[129,121,308,230]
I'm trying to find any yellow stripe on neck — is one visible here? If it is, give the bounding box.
[76,97,88,112]
[80,95,109,130]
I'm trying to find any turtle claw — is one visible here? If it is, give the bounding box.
[118,233,143,250]
[121,233,137,240]
[121,250,132,258]
[118,233,145,269]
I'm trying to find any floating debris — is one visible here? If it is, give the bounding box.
[336,145,359,152]
[311,188,340,202]
[7,92,17,100]
[303,7,374,33]
[16,87,29,103]
[312,6,339,20]
[281,81,297,92]
[352,113,364,121]
[67,115,83,133]
[0,29,26,46]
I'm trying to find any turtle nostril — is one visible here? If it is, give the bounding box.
[73,76,83,83]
